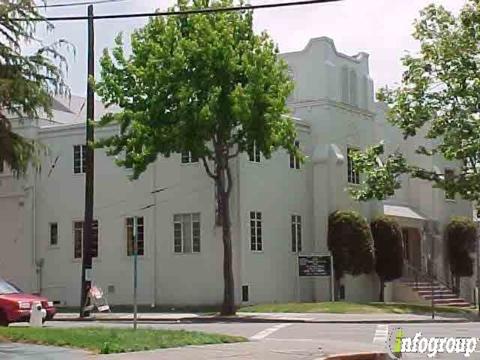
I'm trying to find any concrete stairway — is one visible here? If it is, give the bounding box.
[401,280,471,307]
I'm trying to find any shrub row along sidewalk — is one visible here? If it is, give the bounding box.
[0,327,246,354]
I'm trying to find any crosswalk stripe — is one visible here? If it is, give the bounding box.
[373,325,389,344]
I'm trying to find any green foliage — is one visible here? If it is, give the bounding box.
[349,143,408,201]
[327,210,375,279]
[445,216,476,278]
[0,327,245,354]
[95,0,297,315]
[371,216,404,282]
[349,0,480,203]
[0,1,68,176]
[95,0,297,179]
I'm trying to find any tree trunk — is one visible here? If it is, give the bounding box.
[216,162,235,316]
[379,279,385,302]
[455,275,460,296]
[334,275,341,301]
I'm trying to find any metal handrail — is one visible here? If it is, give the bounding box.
[403,261,453,292]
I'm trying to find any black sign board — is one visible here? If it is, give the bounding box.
[298,255,331,277]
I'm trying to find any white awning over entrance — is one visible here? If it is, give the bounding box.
[383,204,426,221]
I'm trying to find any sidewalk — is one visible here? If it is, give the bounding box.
[54,311,474,323]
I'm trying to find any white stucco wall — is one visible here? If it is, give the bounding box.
[0,37,474,307]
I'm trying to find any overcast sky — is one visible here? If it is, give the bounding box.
[36,0,465,97]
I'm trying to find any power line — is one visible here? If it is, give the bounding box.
[19,0,342,21]
[35,0,127,8]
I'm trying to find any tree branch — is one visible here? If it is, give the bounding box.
[226,161,233,197]
[228,146,240,159]
[201,156,217,179]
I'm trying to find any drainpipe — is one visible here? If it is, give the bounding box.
[152,162,158,308]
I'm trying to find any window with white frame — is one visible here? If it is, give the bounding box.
[289,140,301,169]
[291,215,302,252]
[248,142,261,163]
[250,211,262,251]
[73,220,98,259]
[347,147,360,184]
[444,168,455,200]
[173,213,200,253]
[73,145,86,174]
[181,151,198,164]
[126,217,144,256]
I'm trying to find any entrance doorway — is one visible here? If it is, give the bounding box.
[402,227,422,271]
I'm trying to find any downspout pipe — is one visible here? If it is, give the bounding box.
[152,162,158,308]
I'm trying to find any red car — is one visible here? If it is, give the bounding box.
[0,278,56,326]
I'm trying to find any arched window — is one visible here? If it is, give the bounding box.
[361,75,369,109]
[341,66,349,103]
[287,67,296,102]
[349,69,357,107]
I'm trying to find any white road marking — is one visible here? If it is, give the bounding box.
[264,338,316,342]
[249,323,291,340]
[373,324,389,344]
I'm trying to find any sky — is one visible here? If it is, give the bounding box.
[35,0,466,97]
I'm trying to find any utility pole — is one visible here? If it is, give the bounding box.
[133,216,138,330]
[80,4,95,318]
[476,219,479,317]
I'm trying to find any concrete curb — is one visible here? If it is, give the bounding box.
[52,315,476,324]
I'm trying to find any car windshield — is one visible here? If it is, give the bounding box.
[0,279,21,294]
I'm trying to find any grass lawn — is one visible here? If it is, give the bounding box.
[0,327,246,354]
[239,301,475,315]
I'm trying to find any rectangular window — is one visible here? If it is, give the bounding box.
[289,141,301,169]
[445,168,455,200]
[126,217,145,256]
[248,142,261,163]
[173,213,200,253]
[347,147,360,184]
[50,223,58,246]
[250,211,262,251]
[181,151,199,164]
[73,145,86,174]
[73,220,98,259]
[291,215,302,252]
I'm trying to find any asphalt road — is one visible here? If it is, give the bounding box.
[2,321,480,359]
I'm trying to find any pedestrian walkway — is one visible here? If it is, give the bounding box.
[54,311,472,324]
[0,343,88,360]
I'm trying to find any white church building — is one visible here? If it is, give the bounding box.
[0,37,474,307]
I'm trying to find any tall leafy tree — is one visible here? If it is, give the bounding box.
[349,0,480,203]
[445,216,476,294]
[95,0,297,315]
[327,210,375,299]
[0,1,68,176]
[370,216,404,302]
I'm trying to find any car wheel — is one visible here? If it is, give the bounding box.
[0,311,9,327]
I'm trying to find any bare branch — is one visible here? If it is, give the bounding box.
[201,156,217,179]
[228,146,240,159]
